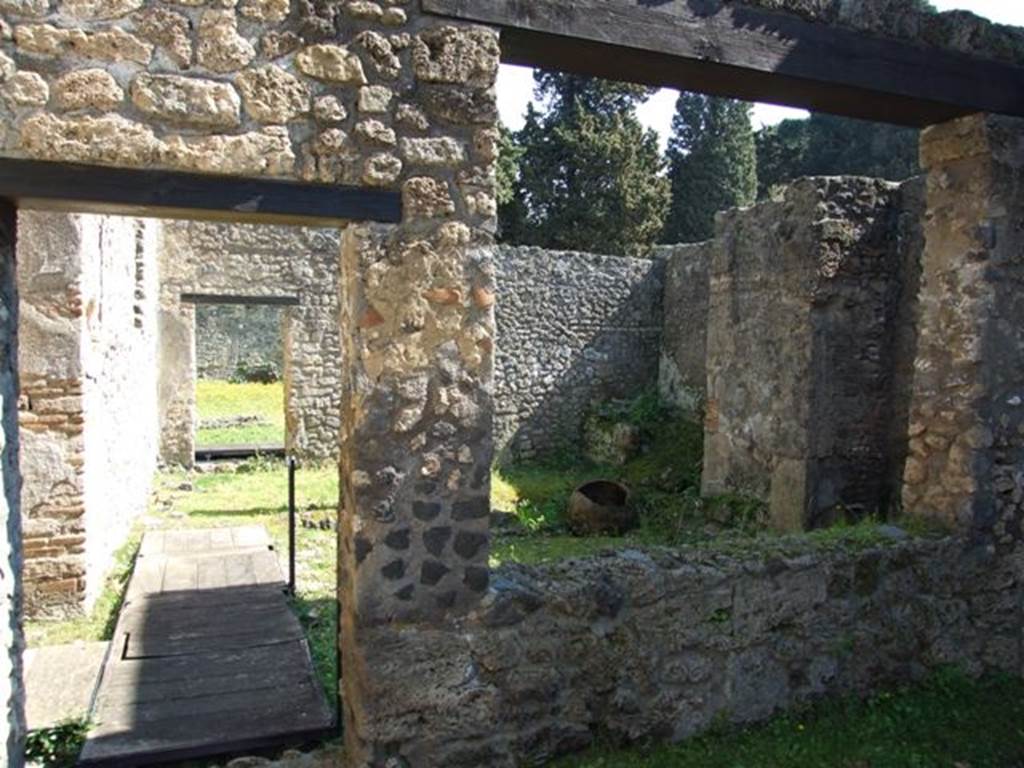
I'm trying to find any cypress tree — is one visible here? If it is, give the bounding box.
[662,92,758,244]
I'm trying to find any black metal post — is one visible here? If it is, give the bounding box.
[288,456,296,595]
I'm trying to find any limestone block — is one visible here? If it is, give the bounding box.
[163,126,296,176]
[0,0,48,17]
[132,7,192,68]
[381,6,405,25]
[354,119,395,146]
[131,74,241,128]
[236,65,309,124]
[239,0,288,22]
[15,24,153,63]
[196,10,255,73]
[396,103,429,132]
[362,153,402,186]
[60,0,142,20]
[355,31,400,79]
[400,137,466,167]
[412,26,499,87]
[345,0,380,20]
[295,44,367,84]
[52,69,124,112]
[0,52,12,82]
[313,95,347,124]
[403,177,455,219]
[2,71,47,107]
[260,31,302,60]
[20,113,162,166]
[358,85,392,114]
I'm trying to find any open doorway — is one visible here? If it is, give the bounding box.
[192,298,289,459]
[18,210,340,766]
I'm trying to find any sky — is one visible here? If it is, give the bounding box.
[496,0,1024,149]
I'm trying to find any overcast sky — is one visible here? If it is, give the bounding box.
[496,0,1024,148]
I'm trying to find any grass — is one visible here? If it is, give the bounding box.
[550,668,1024,768]
[196,379,285,446]
[25,458,341,710]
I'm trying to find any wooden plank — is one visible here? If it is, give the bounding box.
[195,443,287,460]
[82,527,333,767]
[181,293,301,306]
[422,0,1024,127]
[0,157,401,225]
[98,643,312,688]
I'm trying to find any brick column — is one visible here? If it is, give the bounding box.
[334,13,500,767]
[0,200,25,768]
[903,114,1024,546]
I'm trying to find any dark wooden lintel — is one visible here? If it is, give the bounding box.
[181,293,300,307]
[423,0,1024,127]
[0,158,401,225]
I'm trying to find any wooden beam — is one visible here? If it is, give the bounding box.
[423,0,1024,127]
[181,293,300,307]
[0,158,401,226]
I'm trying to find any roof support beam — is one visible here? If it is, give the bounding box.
[423,0,1024,127]
[0,158,402,226]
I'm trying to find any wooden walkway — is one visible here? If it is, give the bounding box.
[78,526,334,767]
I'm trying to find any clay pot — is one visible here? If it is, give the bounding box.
[567,480,635,536]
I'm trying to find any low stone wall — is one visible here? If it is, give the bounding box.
[656,242,711,410]
[352,536,1023,766]
[702,176,924,529]
[157,221,341,465]
[491,246,665,462]
[17,211,160,617]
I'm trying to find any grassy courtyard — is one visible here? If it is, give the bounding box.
[195,379,285,447]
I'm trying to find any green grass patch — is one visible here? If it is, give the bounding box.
[550,668,1024,768]
[196,379,285,446]
[25,717,90,768]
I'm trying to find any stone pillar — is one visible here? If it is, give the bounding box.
[334,17,501,768]
[0,200,25,768]
[156,298,196,467]
[702,177,917,531]
[902,114,1024,545]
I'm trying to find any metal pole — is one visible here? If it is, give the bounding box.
[288,456,296,595]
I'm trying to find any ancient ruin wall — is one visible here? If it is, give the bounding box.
[196,304,284,380]
[0,203,24,768]
[353,537,1024,766]
[157,221,341,465]
[18,211,160,617]
[902,115,1024,546]
[656,241,712,411]
[491,246,665,462]
[703,177,923,530]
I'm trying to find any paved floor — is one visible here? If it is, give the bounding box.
[24,641,108,730]
[78,526,334,767]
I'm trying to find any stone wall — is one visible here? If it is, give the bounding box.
[17,211,159,617]
[0,203,24,768]
[157,220,340,464]
[195,303,284,381]
[702,176,924,530]
[737,0,1024,68]
[491,246,665,463]
[902,115,1024,547]
[351,535,1024,766]
[656,242,712,411]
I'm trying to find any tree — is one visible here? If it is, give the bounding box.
[498,72,669,258]
[662,93,757,244]
[756,115,919,198]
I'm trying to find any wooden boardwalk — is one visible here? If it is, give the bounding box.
[78,526,334,767]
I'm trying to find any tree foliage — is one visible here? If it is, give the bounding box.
[498,72,669,258]
[756,114,920,198]
[662,93,757,244]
